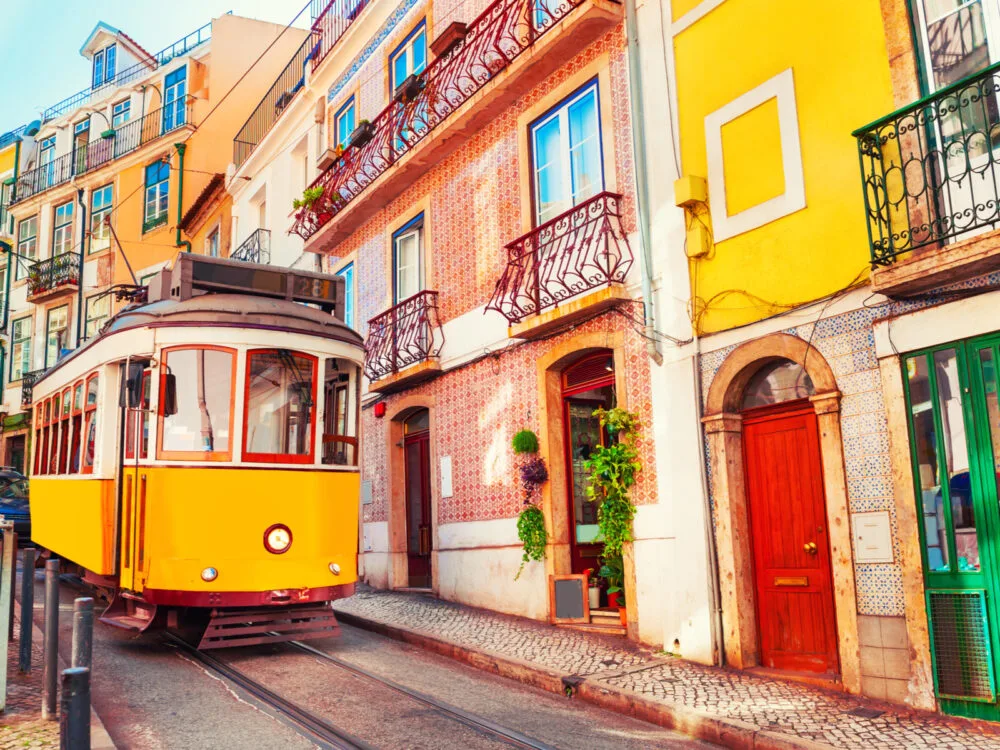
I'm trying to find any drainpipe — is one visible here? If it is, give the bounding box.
[1,241,11,332]
[624,0,662,366]
[174,143,191,253]
[74,188,87,348]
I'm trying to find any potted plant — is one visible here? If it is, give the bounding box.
[599,555,624,610]
[393,73,425,103]
[349,120,374,149]
[100,128,116,140]
[513,429,549,580]
[292,186,325,211]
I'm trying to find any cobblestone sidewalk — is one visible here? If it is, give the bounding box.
[0,611,58,750]
[334,587,1000,750]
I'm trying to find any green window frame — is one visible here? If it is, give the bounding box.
[9,316,30,382]
[16,215,37,281]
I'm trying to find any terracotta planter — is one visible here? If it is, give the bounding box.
[618,606,627,627]
[607,591,620,609]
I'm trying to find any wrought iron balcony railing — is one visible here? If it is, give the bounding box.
[21,369,45,406]
[364,291,444,382]
[311,0,373,71]
[27,252,80,299]
[854,61,1000,265]
[486,192,633,324]
[42,20,215,122]
[291,0,589,242]
[13,97,193,204]
[231,228,271,264]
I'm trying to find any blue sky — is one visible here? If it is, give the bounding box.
[0,0,312,134]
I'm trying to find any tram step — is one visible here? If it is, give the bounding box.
[99,591,159,633]
[198,604,341,649]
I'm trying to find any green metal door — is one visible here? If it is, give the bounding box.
[904,335,1000,720]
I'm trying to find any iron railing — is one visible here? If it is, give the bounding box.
[854,61,1000,265]
[233,38,314,168]
[20,370,45,406]
[486,192,632,324]
[43,20,216,122]
[13,97,193,204]
[364,290,443,381]
[311,0,372,71]
[231,228,271,264]
[27,252,80,298]
[291,0,589,242]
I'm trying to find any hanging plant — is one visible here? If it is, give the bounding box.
[511,429,539,454]
[515,505,547,580]
[585,407,642,559]
[519,456,548,489]
[292,186,325,210]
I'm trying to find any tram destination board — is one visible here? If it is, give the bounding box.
[161,254,344,317]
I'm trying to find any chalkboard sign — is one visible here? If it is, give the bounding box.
[549,574,590,624]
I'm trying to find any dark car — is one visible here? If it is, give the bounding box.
[0,468,25,494]
[0,479,30,543]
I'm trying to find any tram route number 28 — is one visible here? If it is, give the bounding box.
[293,276,336,303]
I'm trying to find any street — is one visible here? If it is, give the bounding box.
[29,572,715,749]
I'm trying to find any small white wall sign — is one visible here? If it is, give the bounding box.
[852,510,894,564]
[360,480,372,505]
[440,456,453,498]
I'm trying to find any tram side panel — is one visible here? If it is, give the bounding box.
[31,478,117,575]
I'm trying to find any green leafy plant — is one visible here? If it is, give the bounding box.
[515,505,547,580]
[598,554,625,596]
[292,186,325,210]
[511,429,539,454]
[584,407,641,559]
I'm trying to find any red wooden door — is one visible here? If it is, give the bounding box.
[743,401,839,674]
[404,430,432,588]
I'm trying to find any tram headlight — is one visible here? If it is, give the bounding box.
[264,524,293,554]
[329,563,341,576]
[201,567,218,582]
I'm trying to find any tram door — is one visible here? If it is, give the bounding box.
[120,370,151,592]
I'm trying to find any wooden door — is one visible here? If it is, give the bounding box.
[743,401,839,674]
[404,430,432,587]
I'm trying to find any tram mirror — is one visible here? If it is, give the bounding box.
[161,374,178,417]
[121,363,145,408]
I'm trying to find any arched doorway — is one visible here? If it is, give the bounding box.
[562,351,616,574]
[740,360,839,675]
[403,408,432,588]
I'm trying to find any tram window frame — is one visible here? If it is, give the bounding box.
[322,358,359,467]
[34,399,46,475]
[82,373,99,474]
[69,380,84,473]
[242,349,318,465]
[58,387,71,474]
[125,369,151,461]
[157,346,237,462]
[48,394,60,475]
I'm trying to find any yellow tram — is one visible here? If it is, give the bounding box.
[27,254,363,647]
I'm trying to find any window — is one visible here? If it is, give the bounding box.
[336,262,355,329]
[45,306,69,368]
[112,99,130,128]
[90,184,113,253]
[243,350,317,463]
[73,119,90,174]
[335,98,356,149]
[158,347,235,460]
[16,216,37,281]
[0,266,6,320]
[93,49,104,89]
[93,44,116,88]
[53,201,75,256]
[163,67,187,131]
[69,380,84,473]
[390,23,426,93]
[33,403,43,475]
[143,161,169,232]
[10,317,30,381]
[322,358,359,466]
[82,374,99,473]
[530,81,603,225]
[126,370,151,461]
[392,214,423,303]
[206,226,220,257]
[85,295,110,340]
[58,387,71,474]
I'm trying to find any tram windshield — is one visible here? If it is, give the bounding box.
[244,350,317,462]
[159,347,235,459]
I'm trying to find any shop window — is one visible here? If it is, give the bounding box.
[158,347,235,460]
[243,350,317,463]
[322,358,359,466]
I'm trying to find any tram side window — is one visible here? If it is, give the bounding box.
[48,394,60,475]
[69,381,84,473]
[159,348,234,459]
[82,374,99,473]
[58,387,71,474]
[322,358,359,467]
[33,401,45,475]
[243,350,317,463]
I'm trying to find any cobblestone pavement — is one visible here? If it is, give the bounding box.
[0,612,58,749]
[335,587,1000,750]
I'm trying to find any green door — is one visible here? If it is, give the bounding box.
[904,335,1000,720]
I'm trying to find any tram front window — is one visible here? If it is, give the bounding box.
[159,347,234,459]
[322,358,359,467]
[243,350,317,462]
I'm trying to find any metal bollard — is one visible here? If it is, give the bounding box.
[19,547,35,673]
[42,558,59,721]
[71,598,94,670]
[7,531,16,641]
[59,667,91,750]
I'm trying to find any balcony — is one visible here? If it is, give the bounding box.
[291,0,623,252]
[364,290,444,393]
[21,370,45,407]
[13,97,194,205]
[231,229,271,264]
[27,253,80,302]
[854,62,1000,296]
[486,192,633,339]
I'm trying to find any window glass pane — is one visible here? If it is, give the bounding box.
[46,306,68,368]
[921,0,989,89]
[86,376,99,407]
[979,346,1000,530]
[322,358,358,466]
[568,90,601,204]
[907,354,950,571]
[393,51,408,90]
[412,29,426,74]
[161,349,233,455]
[244,351,315,459]
[83,413,97,469]
[105,44,116,83]
[394,231,420,301]
[742,360,815,409]
[533,116,564,224]
[85,295,110,339]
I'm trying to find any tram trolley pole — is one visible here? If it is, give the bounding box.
[0,519,13,712]
[43,558,59,721]
[71,598,94,670]
[60,667,90,750]
[19,547,35,673]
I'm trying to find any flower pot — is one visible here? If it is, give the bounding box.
[430,21,468,57]
[349,121,374,149]
[607,591,620,609]
[393,74,424,103]
[100,129,116,140]
[588,585,600,610]
[618,606,627,627]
